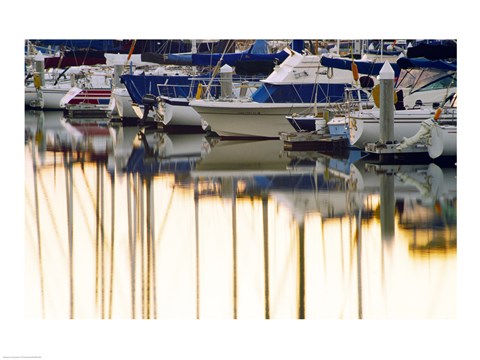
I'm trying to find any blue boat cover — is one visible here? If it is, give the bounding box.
[120,72,264,103]
[150,40,299,67]
[396,57,457,71]
[320,56,401,77]
[191,50,289,67]
[121,74,215,103]
[251,82,362,104]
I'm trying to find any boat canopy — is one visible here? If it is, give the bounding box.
[406,40,456,60]
[320,56,401,77]
[396,57,457,71]
[250,82,362,104]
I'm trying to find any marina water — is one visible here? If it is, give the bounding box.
[24,110,456,319]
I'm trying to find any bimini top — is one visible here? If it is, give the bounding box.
[396,57,457,71]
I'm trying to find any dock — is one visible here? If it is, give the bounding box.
[64,104,113,118]
[280,131,349,152]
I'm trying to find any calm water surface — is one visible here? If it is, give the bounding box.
[24,110,457,319]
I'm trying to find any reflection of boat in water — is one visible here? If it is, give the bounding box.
[349,161,456,201]
[193,139,291,175]
[107,125,206,176]
[25,108,457,319]
[26,110,114,160]
[25,110,113,162]
[124,132,206,176]
[349,159,456,252]
[192,139,365,220]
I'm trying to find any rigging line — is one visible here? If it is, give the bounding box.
[204,39,234,99]
[68,40,79,68]
[291,84,303,104]
[82,39,93,66]
[312,64,321,114]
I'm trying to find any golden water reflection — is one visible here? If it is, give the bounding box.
[24,110,456,319]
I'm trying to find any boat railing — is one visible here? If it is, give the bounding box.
[340,86,373,118]
[156,81,220,99]
[157,77,259,99]
[156,76,262,101]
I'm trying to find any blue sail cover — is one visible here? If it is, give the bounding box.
[396,57,457,71]
[320,56,401,77]
[151,40,300,67]
[120,72,263,103]
[191,49,288,67]
[121,74,216,104]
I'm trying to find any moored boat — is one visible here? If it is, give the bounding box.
[190,48,362,138]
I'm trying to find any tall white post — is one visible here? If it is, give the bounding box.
[113,64,125,88]
[379,61,395,144]
[34,55,45,87]
[220,64,233,98]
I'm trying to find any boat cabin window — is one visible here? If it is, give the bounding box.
[414,74,456,93]
[400,69,456,94]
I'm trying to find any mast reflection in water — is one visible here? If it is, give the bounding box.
[25,110,456,319]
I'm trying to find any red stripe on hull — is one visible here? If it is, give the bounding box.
[67,89,112,104]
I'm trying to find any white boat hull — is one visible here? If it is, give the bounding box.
[112,87,139,119]
[189,100,321,138]
[25,85,70,109]
[429,124,456,157]
[348,108,457,148]
[161,97,203,127]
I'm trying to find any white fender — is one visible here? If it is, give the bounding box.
[427,123,444,159]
